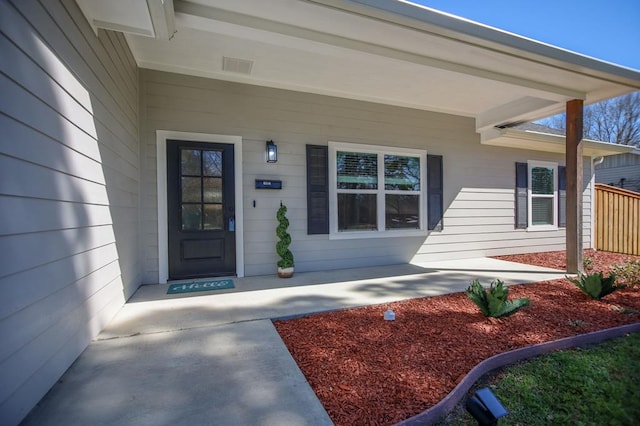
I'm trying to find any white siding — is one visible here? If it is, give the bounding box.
[140,70,592,279]
[0,0,139,424]
[596,153,640,193]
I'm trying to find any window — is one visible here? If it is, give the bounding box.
[329,142,427,238]
[529,162,556,228]
[180,148,224,230]
[516,161,564,231]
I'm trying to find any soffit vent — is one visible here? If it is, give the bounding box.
[222,57,253,75]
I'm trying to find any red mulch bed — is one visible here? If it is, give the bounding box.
[273,250,640,426]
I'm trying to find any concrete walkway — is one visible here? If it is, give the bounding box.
[21,259,566,426]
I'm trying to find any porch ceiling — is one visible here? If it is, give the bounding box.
[78,0,640,134]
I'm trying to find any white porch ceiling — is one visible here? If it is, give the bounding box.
[77,0,640,136]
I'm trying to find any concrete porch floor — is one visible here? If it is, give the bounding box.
[21,258,566,426]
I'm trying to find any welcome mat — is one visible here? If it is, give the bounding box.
[167,279,234,294]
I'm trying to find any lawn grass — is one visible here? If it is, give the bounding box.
[439,333,640,425]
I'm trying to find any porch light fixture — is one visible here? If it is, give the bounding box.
[266,140,277,163]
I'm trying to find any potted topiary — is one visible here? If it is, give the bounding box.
[276,202,295,278]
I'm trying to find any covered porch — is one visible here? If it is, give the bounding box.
[22,257,567,425]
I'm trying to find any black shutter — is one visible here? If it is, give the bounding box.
[427,154,443,231]
[306,145,329,234]
[558,165,566,228]
[515,162,528,229]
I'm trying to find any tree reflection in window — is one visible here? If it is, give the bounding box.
[384,155,420,190]
[180,148,223,230]
[335,149,422,232]
[336,151,377,189]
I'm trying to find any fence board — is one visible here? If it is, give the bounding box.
[595,183,640,256]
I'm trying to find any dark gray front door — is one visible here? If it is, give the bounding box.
[167,140,236,279]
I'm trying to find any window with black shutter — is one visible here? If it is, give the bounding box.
[308,142,439,237]
[515,161,565,230]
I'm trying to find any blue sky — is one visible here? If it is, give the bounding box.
[408,0,640,71]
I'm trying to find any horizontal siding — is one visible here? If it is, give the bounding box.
[140,69,593,280]
[141,69,472,280]
[595,153,640,193]
[416,163,593,261]
[0,0,139,424]
[596,164,640,193]
[596,153,640,168]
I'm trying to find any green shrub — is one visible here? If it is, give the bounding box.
[567,271,623,300]
[611,260,640,288]
[465,279,530,318]
[276,203,294,268]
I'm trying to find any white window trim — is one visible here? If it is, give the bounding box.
[156,130,244,283]
[328,141,428,240]
[527,160,558,231]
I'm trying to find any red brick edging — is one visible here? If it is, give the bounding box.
[395,323,640,425]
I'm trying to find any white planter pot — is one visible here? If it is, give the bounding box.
[277,266,294,278]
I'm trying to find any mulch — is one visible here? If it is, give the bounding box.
[273,250,640,426]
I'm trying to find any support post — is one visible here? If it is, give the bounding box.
[566,99,584,273]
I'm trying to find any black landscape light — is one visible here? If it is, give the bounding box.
[266,140,277,163]
[465,387,508,426]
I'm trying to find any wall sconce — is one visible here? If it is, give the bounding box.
[266,140,277,163]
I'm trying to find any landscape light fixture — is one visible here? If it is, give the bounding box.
[465,387,508,426]
[266,140,277,163]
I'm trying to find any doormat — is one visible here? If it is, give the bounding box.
[167,279,234,294]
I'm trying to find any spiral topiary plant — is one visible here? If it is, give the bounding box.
[276,203,294,275]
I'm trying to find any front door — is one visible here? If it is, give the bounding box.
[167,139,236,280]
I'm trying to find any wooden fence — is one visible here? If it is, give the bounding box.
[595,183,640,256]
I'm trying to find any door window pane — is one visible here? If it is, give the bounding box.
[386,194,419,229]
[181,149,201,175]
[531,166,554,194]
[336,151,377,189]
[531,198,554,225]
[338,194,377,231]
[203,151,223,176]
[180,148,225,232]
[384,155,420,190]
[182,205,202,230]
[181,177,201,202]
[203,177,222,203]
[203,204,223,230]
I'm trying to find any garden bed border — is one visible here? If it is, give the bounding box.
[395,323,640,425]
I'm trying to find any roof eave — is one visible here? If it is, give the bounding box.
[314,0,640,88]
[480,128,635,157]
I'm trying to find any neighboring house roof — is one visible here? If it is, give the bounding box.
[77,0,640,142]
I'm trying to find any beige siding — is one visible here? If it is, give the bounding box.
[140,70,592,279]
[414,159,593,262]
[0,0,139,423]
